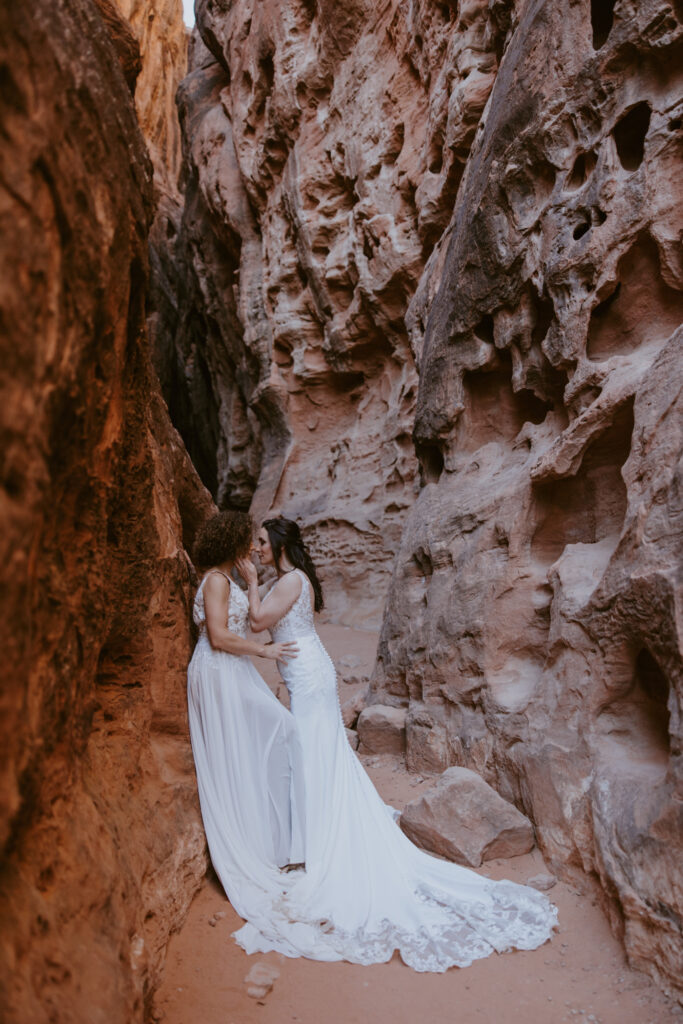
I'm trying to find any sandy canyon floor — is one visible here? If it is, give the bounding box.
[153,624,682,1024]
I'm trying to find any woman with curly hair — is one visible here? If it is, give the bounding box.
[229,516,557,972]
[187,510,305,924]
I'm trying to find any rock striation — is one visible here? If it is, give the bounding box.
[164,0,512,625]
[0,1,212,1021]
[371,0,683,1000]
[111,0,187,192]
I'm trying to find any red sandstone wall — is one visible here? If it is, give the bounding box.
[0,2,212,1020]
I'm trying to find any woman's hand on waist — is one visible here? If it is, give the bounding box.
[262,640,299,662]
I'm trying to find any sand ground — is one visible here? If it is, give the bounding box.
[153,623,682,1024]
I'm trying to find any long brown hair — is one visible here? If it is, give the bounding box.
[262,517,324,612]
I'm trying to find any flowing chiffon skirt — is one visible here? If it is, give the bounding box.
[187,634,305,919]
[233,632,558,971]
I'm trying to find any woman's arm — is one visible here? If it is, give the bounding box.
[203,572,298,660]
[236,558,301,632]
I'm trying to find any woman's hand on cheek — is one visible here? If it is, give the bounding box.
[236,556,258,585]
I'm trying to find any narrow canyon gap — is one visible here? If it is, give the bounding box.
[0,0,681,1020]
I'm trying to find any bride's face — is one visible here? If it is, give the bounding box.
[256,528,275,567]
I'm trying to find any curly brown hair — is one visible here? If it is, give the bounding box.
[192,510,253,568]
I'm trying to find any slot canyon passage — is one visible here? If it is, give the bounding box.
[0,0,682,1020]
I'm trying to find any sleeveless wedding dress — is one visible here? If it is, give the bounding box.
[233,569,558,971]
[187,571,305,920]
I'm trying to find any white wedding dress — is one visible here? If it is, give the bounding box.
[232,570,558,971]
[187,571,305,918]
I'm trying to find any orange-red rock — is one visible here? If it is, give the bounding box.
[0,2,212,1020]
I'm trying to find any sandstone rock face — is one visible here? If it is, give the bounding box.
[0,2,212,1021]
[372,0,683,999]
[400,767,535,867]
[166,0,513,625]
[112,0,187,191]
[357,706,407,754]
[110,0,193,448]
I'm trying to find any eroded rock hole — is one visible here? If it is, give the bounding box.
[412,546,434,578]
[531,291,555,348]
[567,149,597,190]
[260,53,275,93]
[598,649,671,765]
[416,442,444,485]
[587,234,683,359]
[590,0,616,48]
[458,350,553,451]
[612,102,651,172]
[530,399,633,564]
[473,315,494,344]
[573,218,591,240]
[428,132,444,174]
[299,0,317,26]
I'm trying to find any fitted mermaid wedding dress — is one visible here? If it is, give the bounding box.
[233,569,558,971]
[187,572,305,918]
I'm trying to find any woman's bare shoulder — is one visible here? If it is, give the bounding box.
[269,571,303,598]
[202,570,231,597]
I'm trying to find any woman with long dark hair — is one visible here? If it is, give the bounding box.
[234,516,557,970]
[187,510,305,931]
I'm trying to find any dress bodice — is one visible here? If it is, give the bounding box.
[269,569,317,642]
[194,571,249,639]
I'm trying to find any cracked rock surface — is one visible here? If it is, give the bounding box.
[371,0,683,999]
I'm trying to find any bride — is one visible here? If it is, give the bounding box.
[233,516,558,971]
[186,509,306,924]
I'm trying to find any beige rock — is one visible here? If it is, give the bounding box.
[165,0,508,625]
[400,768,535,868]
[357,706,406,754]
[373,0,683,998]
[526,874,558,892]
[341,688,369,729]
[345,728,360,751]
[111,0,187,193]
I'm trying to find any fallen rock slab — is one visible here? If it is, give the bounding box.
[526,873,557,892]
[400,767,535,867]
[357,706,406,754]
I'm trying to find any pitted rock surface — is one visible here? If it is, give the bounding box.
[371,0,683,999]
[165,0,510,625]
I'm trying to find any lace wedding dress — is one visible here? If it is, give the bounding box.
[233,570,558,971]
[187,571,305,920]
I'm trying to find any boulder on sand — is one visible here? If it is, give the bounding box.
[400,766,535,867]
[357,706,406,754]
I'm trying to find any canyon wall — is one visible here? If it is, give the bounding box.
[178,0,683,997]
[370,0,683,999]
[169,0,501,624]
[0,1,212,1020]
